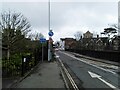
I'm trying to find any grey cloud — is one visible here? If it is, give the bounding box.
[51,2,117,27]
[2,2,49,28]
[1,1,118,41]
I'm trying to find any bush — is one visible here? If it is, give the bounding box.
[2,54,22,77]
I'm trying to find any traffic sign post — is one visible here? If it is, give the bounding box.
[48,30,54,61]
[48,30,54,37]
[40,38,46,43]
[40,38,46,62]
[42,44,44,62]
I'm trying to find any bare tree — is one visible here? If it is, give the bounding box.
[74,31,82,41]
[0,11,31,59]
[28,32,44,41]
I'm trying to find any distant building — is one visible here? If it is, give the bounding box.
[112,36,120,51]
[60,31,120,51]
[79,31,93,50]
[79,33,108,51]
[83,31,93,38]
[60,38,76,50]
[60,38,65,50]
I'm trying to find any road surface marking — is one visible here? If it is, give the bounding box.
[58,58,79,90]
[88,71,117,89]
[56,55,60,58]
[57,52,119,89]
[61,51,117,75]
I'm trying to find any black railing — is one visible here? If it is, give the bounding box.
[2,58,22,77]
[2,54,35,78]
[66,49,120,63]
[2,41,49,78]
[21,54,33,76]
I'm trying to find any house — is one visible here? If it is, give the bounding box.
[80,32,108,51]
[94,35,108,51]
[83,31,93,38]
[60,38,77,50]
[112,36,120,51]
[60,38,65,50]
[79,31,94,50]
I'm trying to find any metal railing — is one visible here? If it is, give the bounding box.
[66,49,120,63]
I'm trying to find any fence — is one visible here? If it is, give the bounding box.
[2,59,21,77]
[66,49,120,63]
[2,54,33,77]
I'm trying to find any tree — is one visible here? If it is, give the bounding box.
[74,31,82,41]
[110,24,120,36]
[101,24,118,38]
[0,11,31,59]
[110,24,119,30]
[28,32,44,41]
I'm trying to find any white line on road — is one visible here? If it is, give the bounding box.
[88,71,117,89]
[55,54,79,90]
[58,51,120,89]
[61,51,117,75]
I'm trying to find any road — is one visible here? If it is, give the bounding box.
[56,51,120,90]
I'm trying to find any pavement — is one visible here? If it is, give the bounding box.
[12,60,66,88]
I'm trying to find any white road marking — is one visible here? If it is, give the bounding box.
[88,71,101,78]
[58,58,79,90]
[57,51,119,89]
[56,55,60,58]
[88,71,117,89]
[61,51,117,75]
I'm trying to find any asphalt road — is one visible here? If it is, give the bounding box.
[56,51,120,90]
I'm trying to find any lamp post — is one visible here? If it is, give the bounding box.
[48,30,54,61]
[48,0,51,61]
[48,0,54,61]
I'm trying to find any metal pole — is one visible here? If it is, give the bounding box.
[42,43,43,62]
[48,0,51,61]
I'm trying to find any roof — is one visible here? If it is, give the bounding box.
[60,38,76,41]
[83,31,93,35]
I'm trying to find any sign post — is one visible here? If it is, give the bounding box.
[48,30,54,61]
[42,43,43,62]
[40,38,46,62]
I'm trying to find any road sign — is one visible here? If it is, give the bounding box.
[40,38,46,62]
[40,38,46,43]
[48,31,54,36]
[49,37,53,43]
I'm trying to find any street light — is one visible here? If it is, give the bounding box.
[48,0,52,61]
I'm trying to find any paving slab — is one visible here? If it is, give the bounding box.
[14,61,66,88]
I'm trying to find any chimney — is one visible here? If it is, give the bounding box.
[81,36,82,39]
[97,35,99,38]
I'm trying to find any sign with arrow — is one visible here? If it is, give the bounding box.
[88,71,117,89]
[48,30,54,36]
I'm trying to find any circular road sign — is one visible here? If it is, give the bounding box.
[48,31,54,36]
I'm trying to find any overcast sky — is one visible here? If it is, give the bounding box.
[1,0,118,42]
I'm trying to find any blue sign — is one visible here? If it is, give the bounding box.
[48,31,54,36]
[40,38,46,43]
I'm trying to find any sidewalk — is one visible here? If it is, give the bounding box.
[13,61,66,88]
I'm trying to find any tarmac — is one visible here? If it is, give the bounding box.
[12,60,66,88]
[2,51,119,89]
